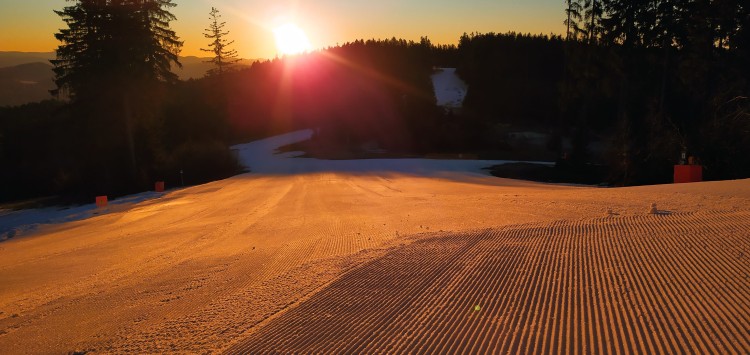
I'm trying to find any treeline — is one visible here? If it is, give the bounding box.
[2,0,749,204]
[0,78,240,203]
[451,1,749,184]
[457,33,565,128]
[0,33,444,203]
[0,1,240,203]
[223,38,440,153]
[559,0,750,184]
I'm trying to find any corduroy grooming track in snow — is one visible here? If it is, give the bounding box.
[1,130,748,353]
[228,210,750,354]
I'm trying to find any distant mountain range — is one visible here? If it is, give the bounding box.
[173,56,258,80]
[0,62,56,107]
[0,52,258,107]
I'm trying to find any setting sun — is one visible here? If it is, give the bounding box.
[273,23,312,56]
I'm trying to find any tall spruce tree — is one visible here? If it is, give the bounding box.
[601,0,658,47]
[52,0,182,192]
[53,0,182,97]
[565,0,586,41]
[584,0,603,44]
[201,7,239,76]
[559,0,750,183]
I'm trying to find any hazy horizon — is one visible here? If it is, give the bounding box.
[0,0,565,59]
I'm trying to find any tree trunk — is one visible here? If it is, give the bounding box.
[589,0,597,45]
[566,0,572,41]
[658,44,670,114]
[123,94,137,182]
[617,63,631,185]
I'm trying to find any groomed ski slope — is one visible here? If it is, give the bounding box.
[0,130,748,354]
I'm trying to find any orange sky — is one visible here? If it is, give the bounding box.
[0,0,565,59]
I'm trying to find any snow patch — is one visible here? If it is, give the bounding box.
[431,68,467,108]
[0,192,163,241]
[231,129,552,176]
[3,129,552,240]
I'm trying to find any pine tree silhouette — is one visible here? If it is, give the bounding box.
[201,7,240,77]
[51,0,183,190]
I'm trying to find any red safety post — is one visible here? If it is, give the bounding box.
[95,196,108,208]
[674,165,702,183]
[155,181,165,192]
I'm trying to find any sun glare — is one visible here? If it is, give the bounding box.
[273,23,312,56]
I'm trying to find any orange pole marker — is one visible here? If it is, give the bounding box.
[674,165,703,183]
[95,196,108,208]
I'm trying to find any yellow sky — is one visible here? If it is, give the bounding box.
[0,1,565,59]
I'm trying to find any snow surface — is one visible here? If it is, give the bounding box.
[1,173,747,353]
[2,129,549,240]
[230,129,548,175]
[431,68,467,108]
[0,192,163,241]
[3,129,750,353]
[0,68,495,239]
